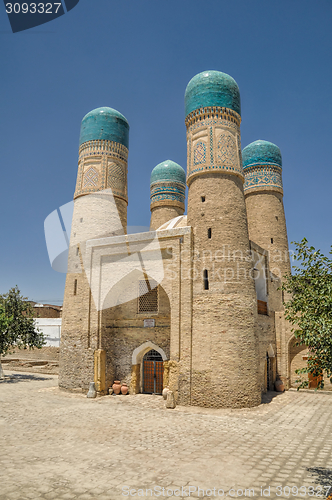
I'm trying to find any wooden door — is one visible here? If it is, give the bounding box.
[142,349,163,394]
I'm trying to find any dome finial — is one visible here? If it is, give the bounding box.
[79,106,129,148]
[185,70,241,117]
[242,140,282,169]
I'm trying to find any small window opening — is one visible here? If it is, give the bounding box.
[76,247,79,256]
[80,218,83,223]
[201,196,205,202]
[208,228,212,239]
[74,279,77,295]
[203,270,209,290]
[138,280,158,313]
[275,216,278,221]
[271,238,274,244]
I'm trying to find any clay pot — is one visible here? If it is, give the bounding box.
[162,387,170,400]
[275,380,285,392]
[121,383,129,395]
[112,380,121,395]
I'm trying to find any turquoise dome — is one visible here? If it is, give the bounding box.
[185,70,241,117]
[150,160,186,186]
[79,107,129,148]
[242,140,282,169]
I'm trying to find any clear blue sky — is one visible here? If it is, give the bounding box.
[1,0,331,304]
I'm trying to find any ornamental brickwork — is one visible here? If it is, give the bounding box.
[244,164,283,195]
[186,107,261,408]
[186,110,243,184]
[75,139,128,204]
[60,72,296,406]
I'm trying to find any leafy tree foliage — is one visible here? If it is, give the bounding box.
[0,304,10,378]
[281,239,332,389]
[0,286,45,377]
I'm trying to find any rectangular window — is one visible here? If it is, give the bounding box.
[138,280,158,313]
[271,238,274,244]
[208,228,212,239]
[203,270,209,290]
[74,279,77,295]
[201,196,205,202]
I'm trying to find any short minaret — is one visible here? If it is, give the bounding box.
[185,70,260,408]
[74,106,129,233]
[150,160,186,230]
[59,106,130,392]
[242,140,291,281]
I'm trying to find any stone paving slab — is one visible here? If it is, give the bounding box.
[1,371,332,500]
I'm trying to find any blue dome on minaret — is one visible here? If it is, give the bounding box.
[185,70,241,117]
[79,107,129,149]
[150,160,186,208]
[242,140,282,169]
[150,160,186,186]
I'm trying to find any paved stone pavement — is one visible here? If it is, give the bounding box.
[1,371,332,500]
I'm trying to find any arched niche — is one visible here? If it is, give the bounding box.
[132,342,168,395]
[132,341,167,365]
[288,335,308,388]
[100,272,171,393]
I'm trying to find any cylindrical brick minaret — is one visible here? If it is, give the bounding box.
[242,140,291,281]
[74,106,129,234]
[59,107,129,392]
[185,70,260,408]
[150,160,186,230]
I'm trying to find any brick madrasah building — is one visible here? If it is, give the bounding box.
[59,70,297,408]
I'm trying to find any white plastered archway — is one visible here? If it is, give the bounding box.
[132,341,167,365]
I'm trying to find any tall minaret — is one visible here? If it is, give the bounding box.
[59,107,130,392]
[185,71,260,408]
[150,160,186,230]
[242,140,291,282]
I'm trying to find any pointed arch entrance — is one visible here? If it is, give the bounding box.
[142,349,163,394]
[131,341,167,394]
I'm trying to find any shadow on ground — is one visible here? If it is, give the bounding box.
[261,391,284,404]
[307,467,332,496]
[0,373,50,384]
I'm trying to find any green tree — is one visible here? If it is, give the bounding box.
[0,304,10,379]
[281,238,332,389]
[0,286,45,379]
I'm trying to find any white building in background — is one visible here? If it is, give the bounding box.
[34,317,61,347]
[32,303,62,347]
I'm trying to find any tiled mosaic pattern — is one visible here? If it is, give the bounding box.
[150,160,186,207]
[186,113,243,181]
[243,165,283,192]
[107,161,127,200]
[185,107,240,129]
[83,167,98,188]
[194,142,206,165]
[217,133,237,166]
[150,180,185,206]
[74,139,128,200]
